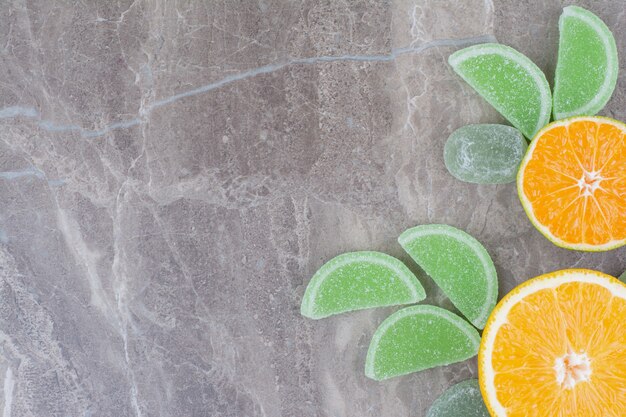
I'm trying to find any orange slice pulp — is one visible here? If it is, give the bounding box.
[479,269,626,416]
[517,116,626,251]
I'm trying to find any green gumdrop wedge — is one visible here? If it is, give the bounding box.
[553,6,618,120]
[444,124,528,184]
[300,251,426,319]
[399,224,497,329]
[619,271,626,284]
[449,43,551,139]
[426,379,489,417]
[365,305,480,381]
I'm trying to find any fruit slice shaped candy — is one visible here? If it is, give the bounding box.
[399,224,497,329]
[427,379,489,417]
[517,116,626,251]
[480,269,626,417]
[444,124,528,184]
[553,6,618,120]
[449,43,551,139]
[365,305,480,381]
[300,251,425,319]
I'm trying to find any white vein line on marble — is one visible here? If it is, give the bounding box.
[2,367,13,417]
[151,34,496,109]
[0,106,38,119]
[0,105,142,138]
[0,167,45,180]
[0,167,66,186]
[0,34,496,138]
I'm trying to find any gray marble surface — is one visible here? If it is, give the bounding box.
[0,1,624,416]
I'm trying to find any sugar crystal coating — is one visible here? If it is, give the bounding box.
[449,43,551,139]
[365,305,480,381]
[300,251,425,319]
[444,124,528,184]
[553,6,618,120]
[399,224,497,329]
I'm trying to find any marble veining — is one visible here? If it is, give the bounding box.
[0,34,496,140]
[0,1,624,416]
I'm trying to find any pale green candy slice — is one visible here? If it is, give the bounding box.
[619,271,626,284]
[553,6,618,120]
[300,251,425,319]
[399,224,497,329]
[427,379,489,417]
[449,43,551,139]
[444,124,528,184]
[365,305,480,381]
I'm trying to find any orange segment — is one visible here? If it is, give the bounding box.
[595,123,626,172]
[518,116,626,251]
[479,269,626,417]
[565,120,598,171]
[524,125,582,179]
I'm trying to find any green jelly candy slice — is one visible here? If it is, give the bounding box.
[444,124,528,184]
[300,251,426,319]
[399,224,497,329]
[553,6,618,120]
[619,271,626,284]
[449,43,551,139]
[426,379,489,417]
[365,305,480,381]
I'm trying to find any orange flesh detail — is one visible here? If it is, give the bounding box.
[521,117,626,247]
[489,277,626,416]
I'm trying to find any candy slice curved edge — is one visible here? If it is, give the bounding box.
[300,251,426,319]
[553,6,618,119]
[398,224,497,329]
[365,305,480,381]
[449,43,551,138]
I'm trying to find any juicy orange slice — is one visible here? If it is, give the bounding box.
[479,269,626,417]
[517,116,626,251]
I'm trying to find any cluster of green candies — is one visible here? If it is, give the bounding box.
[301,5,621,415]
[445,6,617,185]
[300,224,496,415]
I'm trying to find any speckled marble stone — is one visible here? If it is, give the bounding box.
[0,1,624,416]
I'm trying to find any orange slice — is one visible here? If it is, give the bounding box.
[517,116,626,251]
[479,269,626,417]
